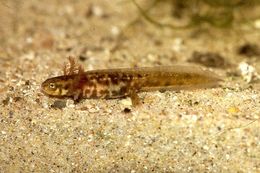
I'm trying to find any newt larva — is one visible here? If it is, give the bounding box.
[41,57,221,105]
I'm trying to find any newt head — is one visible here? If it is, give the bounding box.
[41,76,74,98]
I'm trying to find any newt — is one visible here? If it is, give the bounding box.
[41,57,221,105]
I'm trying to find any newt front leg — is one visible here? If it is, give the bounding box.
[129,91,141,106]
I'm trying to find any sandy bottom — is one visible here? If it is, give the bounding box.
[0,0,259,172]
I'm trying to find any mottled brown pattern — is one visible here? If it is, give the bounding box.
[42,65,221,101]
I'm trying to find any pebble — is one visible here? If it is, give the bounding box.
[66,100,75,108]
[172,38,183,52]
[51,100,66,109]
[227,106,240,114]
[111,26,120,36]
[238,62,260,83]
[254,19,260,29]
[120,98,132,106]
[21,51,35,60]
[91,5,104,17]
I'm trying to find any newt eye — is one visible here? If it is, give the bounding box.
[49,82,56,89]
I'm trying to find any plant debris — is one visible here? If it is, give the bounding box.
[188,51,230,68]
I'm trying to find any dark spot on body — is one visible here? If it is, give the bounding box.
[56,84,63,89]
[83,89,91,96]
[121,75,133,83]
[178,81,184,85]
[96,74,105,79]
[137,74,142,78]
[88,75,96,80]
[121,74,128,80]
[99,89,109,96]
[64,84,70,90]
[110,75,119,85]
[97,76,109,85]
[91,89,97,98]
[110,90,119,97]
[183,73,192,79]
[86,80,95,88]
[120,86,128,95]
[164,81,171,86]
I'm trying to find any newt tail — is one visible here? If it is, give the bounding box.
[41,57,221,105]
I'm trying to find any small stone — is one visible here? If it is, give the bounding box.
[2,97,10,106]
[13,97,22,102]
[225,154,230,160]
[25,80,30,85]
[26,37,33,44]
[86,5,104,18]
[87,134,94,142]
[111,26,120,36]
[254,19,260,29]
[64,5,74,14]
[51,100,66,109]
[227,106,240,114]
[238,62,260,83]
[88,106,100,113]
[66,100,75,108]
[120,98,132,106]
[123,108,131,113]
[21,51,35,60]
[172,38,183,52]
[203,145,209,150]
[147,54,157,62]
[190,115,198,122]
[42,100,49,109]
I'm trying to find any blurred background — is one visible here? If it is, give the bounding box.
[1,0,260,70]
